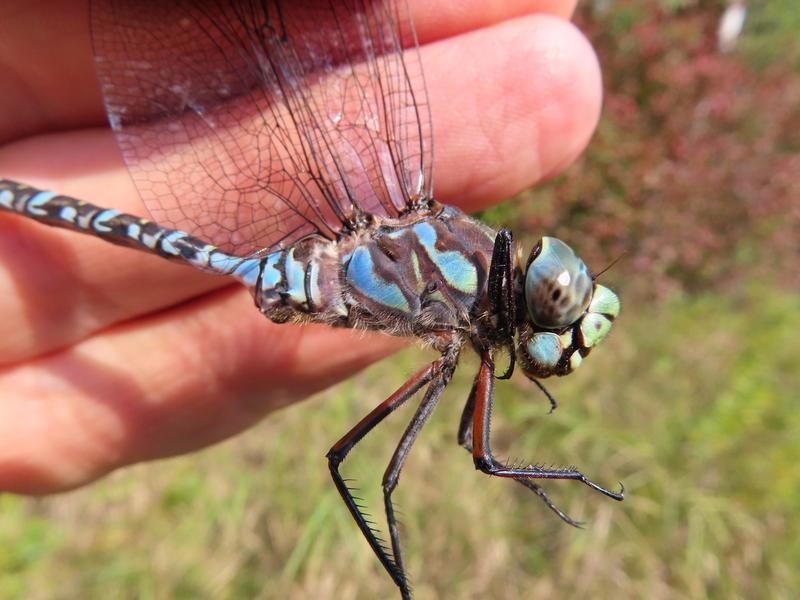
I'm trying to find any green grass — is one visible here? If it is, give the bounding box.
[740,0,800,72]
[1,284,798,599]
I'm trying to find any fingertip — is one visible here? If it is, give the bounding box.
[530,17,603,179]
[428,14,603,209]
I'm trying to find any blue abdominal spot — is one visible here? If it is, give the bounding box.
[346,247,410,311]
[159,230,188,255]
[0,189,14,208]
[284,249,307,304]
[231,258,261,287]
[91,209,121,233]
[26,191,57,216]
[261,253,282,289]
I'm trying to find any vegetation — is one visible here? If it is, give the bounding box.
[2,1,798,598]
[2,287,798,599]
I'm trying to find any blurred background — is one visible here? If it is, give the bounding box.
[2,1,798,598]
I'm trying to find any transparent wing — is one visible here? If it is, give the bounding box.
[91,0,433,256]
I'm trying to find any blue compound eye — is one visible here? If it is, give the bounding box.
[524,237,593,329]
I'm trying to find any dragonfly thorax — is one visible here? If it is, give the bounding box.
[339,208,497,338]
[245,207,497,344]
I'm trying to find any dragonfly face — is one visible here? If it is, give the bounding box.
[517,237,620,379]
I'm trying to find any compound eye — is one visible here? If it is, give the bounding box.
[524,237,593,329]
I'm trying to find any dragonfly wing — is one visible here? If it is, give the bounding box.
[91,0,433,256]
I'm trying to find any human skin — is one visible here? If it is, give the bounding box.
[0,0,600,493]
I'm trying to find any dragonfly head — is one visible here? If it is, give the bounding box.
[516,237,620,379]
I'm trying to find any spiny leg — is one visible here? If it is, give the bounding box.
[456,372,582,527]
[382,357,456,594]
[466,351,623,515]
[471,350,623,498]
[327,356,452,598]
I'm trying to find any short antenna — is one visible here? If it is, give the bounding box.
[592,251,627,280]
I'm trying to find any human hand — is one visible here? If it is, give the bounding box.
[0,0,599,493]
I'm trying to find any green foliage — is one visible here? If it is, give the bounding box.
[740,0,800,71]
[1,287,798,598]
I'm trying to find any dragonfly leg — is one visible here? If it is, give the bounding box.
[381,354,456,594]
[467,351,623,515]
[327,350,457,599]
[456,374,583,527]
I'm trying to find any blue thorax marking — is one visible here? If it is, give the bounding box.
[346,246,410,311]
[412,222,477,295]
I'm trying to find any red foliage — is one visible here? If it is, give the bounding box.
[512,2,800,301]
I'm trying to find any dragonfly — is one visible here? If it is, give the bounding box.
[0,1,622,597]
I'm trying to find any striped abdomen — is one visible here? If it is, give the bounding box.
[0,179,252,277]
[0,179,343,323]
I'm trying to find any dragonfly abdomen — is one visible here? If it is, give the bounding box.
[0,179,248,275]
[250,239,349,325]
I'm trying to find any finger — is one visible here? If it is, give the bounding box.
[432,15,601,210]
[0,15,601,363]
[0,285,406,493]
[0,0,576,142]
[412,0,577,41]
